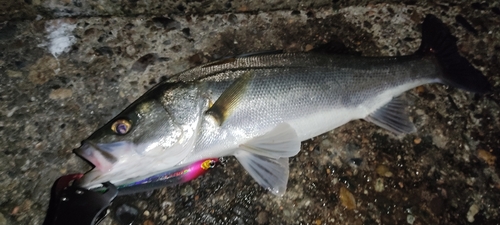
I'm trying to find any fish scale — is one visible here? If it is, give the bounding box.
[189,56,437,161]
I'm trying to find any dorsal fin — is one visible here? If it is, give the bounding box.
[234,50,284,58]
[202,50,284,68]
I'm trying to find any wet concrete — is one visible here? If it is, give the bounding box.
[1,1,500,225]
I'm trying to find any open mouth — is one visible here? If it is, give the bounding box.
[74,141,117,172]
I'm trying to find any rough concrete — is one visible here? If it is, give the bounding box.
[2,0,334,22]
[1,1,500,225]
[0,0,455,22]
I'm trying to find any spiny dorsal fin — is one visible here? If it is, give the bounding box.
[205,70,254,126]
[234,50,284,58]
[365,96,416,134]
[201,50,283,68]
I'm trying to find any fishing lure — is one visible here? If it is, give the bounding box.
[113,158,219,196]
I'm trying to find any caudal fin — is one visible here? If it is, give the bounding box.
[416,14,491,94]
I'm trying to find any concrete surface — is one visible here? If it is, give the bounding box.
[1,1,500,225]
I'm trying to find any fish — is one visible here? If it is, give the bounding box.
[74,15,490,195]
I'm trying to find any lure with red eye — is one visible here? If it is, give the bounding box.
[109,158,219,196]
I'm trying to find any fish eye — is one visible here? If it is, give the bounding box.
[209,160,216,168]
[111,119,132,135]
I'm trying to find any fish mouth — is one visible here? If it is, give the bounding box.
[74,141,117,172]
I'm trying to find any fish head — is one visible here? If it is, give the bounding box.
[75,91,198,188]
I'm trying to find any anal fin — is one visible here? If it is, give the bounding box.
[365,96,416,134]
[234,150,289,196]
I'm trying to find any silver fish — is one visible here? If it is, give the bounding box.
[75,15,490,195]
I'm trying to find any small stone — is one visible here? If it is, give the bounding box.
[477,149,496,166]
[256,211,268,224]
[432,132,448,149]
[6,106,19,117]
[0,212,6,225]
[467,204,479,222]
[305,44,314,52]
[126,45,136,56]
[466,177,476,186]
[20,199,33,212]
[49,88,73,100]
[376,165,393,177]
[143,220,154,225]
[6,70,22,77]
[11,206,19,215]
[415,86,425,94]
[237,5,248,12]
[180,185,194,196]
[374,178,384,192]
[28,55,58,84]
[413,137,422,144]
[143,210,150,217]
[160,215,167,221]
[35,142,44,150]
[407,214,415,224]
[83,28,97,37]
[339,186,356,210]
[115,203,138,225]
[161,201,172,209]
[315,219,322,225]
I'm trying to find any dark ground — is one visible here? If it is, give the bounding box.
[1,1,500,225]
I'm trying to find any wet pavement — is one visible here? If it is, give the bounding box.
[1,1,500,225]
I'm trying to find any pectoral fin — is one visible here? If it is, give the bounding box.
[365,96,416,134]
[233,123,300,196]
[234,150,289,196]
[205,71,254,125]
[239,123,300,159]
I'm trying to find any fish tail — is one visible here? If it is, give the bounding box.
[416,14,491,94]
